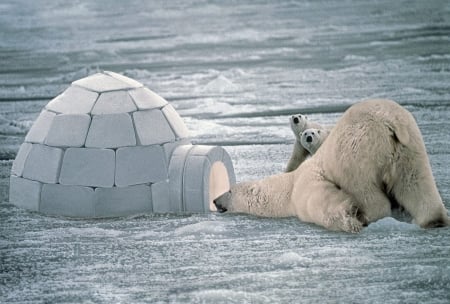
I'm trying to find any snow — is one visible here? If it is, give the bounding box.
[85,113,136,148]
[128,87,168,110]
[44,114,91,147]
[115,145,168,187]
[132,109,176,145]
[46,86,99,114]
[1,0,450,303]
[91,90,137,114]
[21,144,63,183]
[59,148,115,187]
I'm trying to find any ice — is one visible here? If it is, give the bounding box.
[91,90,137,115]
[94,184,152,217]
[115,145,167,187]
[366,217,421,232]
[45,86,99,114]
[202,75,239,93]
[179,289,270,304]
[10,143,32,176]
[128,87,168,110]
[133,109,175,145]
[24,110,56,144]
[162,104,190,139]
[59,148,115,187]
[85,113,136,148]
[8,176,41,211]
[22,144,63,183]
[272,252,312,268]
[72,72,139,92]
[174,220,226,236]
[44,114,91,147]
[40,184,95,217]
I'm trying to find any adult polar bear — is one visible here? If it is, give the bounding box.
[214,99,449,232]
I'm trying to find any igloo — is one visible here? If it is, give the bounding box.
[9,71,235,218]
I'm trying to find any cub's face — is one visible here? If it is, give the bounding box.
[300,128,327,154]
[290,114,308,140]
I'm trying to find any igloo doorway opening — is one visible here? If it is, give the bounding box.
[209,161,231,212]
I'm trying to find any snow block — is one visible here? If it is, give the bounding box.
[72,72,139,92]
[91,90,137,115]
[24,110,56,144]
[11,143,33,177]
[104,71,144,88]
[59,148,115,187]
[128,87,167,110]
[85,113,136,148]
[9,176,42,212]
[115,145,167,187]
[151,181,171,213]
[183,154,210,212]
[168,145,194,212]
[46,86,98,114]
[133,110,175,145]
[94,185,152,217]
[22,144,63,183]
[40,184,95,217]
[162,104,190,139]
[163,139,191,164]
[45,114,91,147]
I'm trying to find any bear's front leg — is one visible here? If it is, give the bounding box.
[295,180,368,233]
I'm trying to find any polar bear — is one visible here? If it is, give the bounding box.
[300,128,330,155]
[285,114,328,172]
[215,99,449,233]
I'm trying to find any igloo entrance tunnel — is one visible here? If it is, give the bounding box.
[9,71,235,217]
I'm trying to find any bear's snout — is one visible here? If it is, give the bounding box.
[213,191,231,213]
[306,135,313,143]
[293,116,299,124]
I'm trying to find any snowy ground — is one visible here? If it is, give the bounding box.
[1,0,450,303]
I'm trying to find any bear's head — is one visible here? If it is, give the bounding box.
[300,128,329,154]
[290,114,309,140]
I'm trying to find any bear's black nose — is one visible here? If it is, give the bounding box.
[306,135,313,143]
[293,117,299,124]
[213,199,227,213]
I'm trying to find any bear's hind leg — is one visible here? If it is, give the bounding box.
[301,181,367,233]
[387,151,449,228]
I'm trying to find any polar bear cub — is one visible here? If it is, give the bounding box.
[300,128,330,155]
[285,114,330,172]
[215,99,449,233]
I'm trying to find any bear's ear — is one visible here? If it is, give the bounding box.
[387,122,410,146]
[317,130,321,134]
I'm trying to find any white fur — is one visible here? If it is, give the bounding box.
[285,114,325,172]
[300,128,329,154]
[215,99,449,233]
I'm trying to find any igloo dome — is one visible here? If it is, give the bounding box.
[9,71,235,217]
